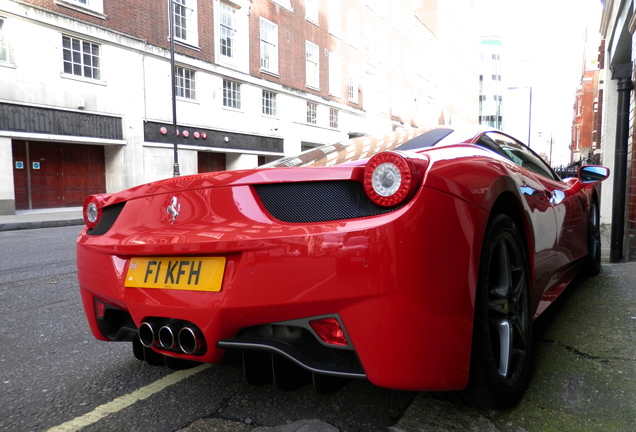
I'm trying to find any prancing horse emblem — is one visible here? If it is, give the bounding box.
[166,196,181,224]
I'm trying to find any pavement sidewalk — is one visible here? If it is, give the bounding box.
[0,206,83,231]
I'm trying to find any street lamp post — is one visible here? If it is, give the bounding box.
[168,0,180,177]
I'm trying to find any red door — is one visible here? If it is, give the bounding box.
[12,141,106,210]
[30,144,59,208]
[12,141,28,208]
[198,152,226,173]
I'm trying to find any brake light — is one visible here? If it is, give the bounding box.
[94,298,106,319]
[310,318,348,346]
[363,152,425,207]
[83,195,106,229]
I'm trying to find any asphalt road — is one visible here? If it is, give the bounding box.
[1,226,635,432]
[0,226,414,432]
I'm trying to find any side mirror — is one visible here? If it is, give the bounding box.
[567,165,610,195]
[579,165,610,184]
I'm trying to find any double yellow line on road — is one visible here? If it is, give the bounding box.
[47,364,210,432]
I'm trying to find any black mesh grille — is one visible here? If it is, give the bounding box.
[236,325,363,372]
[254,181,398,223]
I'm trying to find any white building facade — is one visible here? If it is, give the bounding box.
[0,0,480,214]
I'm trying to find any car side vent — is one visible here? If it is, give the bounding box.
[87,202,126,236]
[254,180,400,223]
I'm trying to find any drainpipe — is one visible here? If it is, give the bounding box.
[610,63,632,263]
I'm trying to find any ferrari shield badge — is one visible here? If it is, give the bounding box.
[166,196,181,224]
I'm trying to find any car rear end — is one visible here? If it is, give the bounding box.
[77,150,488,391]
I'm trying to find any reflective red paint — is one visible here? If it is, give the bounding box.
[76,128,609,406]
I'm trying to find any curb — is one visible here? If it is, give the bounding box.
[0,218,84,232]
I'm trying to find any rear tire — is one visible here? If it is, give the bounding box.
[450,214,533,408]
[132,337,145,361]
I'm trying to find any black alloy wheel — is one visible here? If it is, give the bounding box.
[458,214,533,408]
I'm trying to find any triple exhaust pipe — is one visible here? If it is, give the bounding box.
[139,320,204,355]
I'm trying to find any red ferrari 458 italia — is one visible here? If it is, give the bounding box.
[76,127,609,408]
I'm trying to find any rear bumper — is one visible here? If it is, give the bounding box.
[76,186,487,391]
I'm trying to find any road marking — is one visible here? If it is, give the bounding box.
[47,364,211,432]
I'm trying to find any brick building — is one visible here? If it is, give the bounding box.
[571,11,603,169]
[0,0,480,214]
[599,0,636,261]
[571,70,601,165]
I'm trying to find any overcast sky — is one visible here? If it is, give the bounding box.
[475,0,604,163]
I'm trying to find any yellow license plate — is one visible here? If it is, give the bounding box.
[124,257,226,291]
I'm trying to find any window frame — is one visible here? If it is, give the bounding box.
[175,66,196,100]
[328,0,341,37]
[259,17,278,74]
[307,102,317,125]
[262,89,277,117]
[223,79,241,109]
[269,0,293,12]
[0,17,8,63]
[328,51,342,97]
[305,0,319,24]
[305,41,320,89]
[348,76,359,103]
[62,34,101,80]
[329,108,339,129]
[220,2,237,59]
[173,0,198,47]
[56,0,105,16]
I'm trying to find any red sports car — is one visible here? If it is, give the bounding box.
[76,127,609,408]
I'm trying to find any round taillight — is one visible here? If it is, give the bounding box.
[363,152,422,207]
[83,195,105,229]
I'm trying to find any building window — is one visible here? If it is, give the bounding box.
[220,3,236,58]
[58,0,105,15]
[347,10,360,48]
[175,66,196,99]
[0,18,8,62]
[173,0,198,46]
[260,18,278,73]
[305,41,319,89]
[62,35,100,80]
[364,24,375,62]
[328,51,342,96]
[262,90,277,116]
[305,0,319,24]
[307,102,317,124]
[328,0,341,37]
[269,0,292,11]
[348,77,358,103]
[329,108,338,129]
[223,79,241,109]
